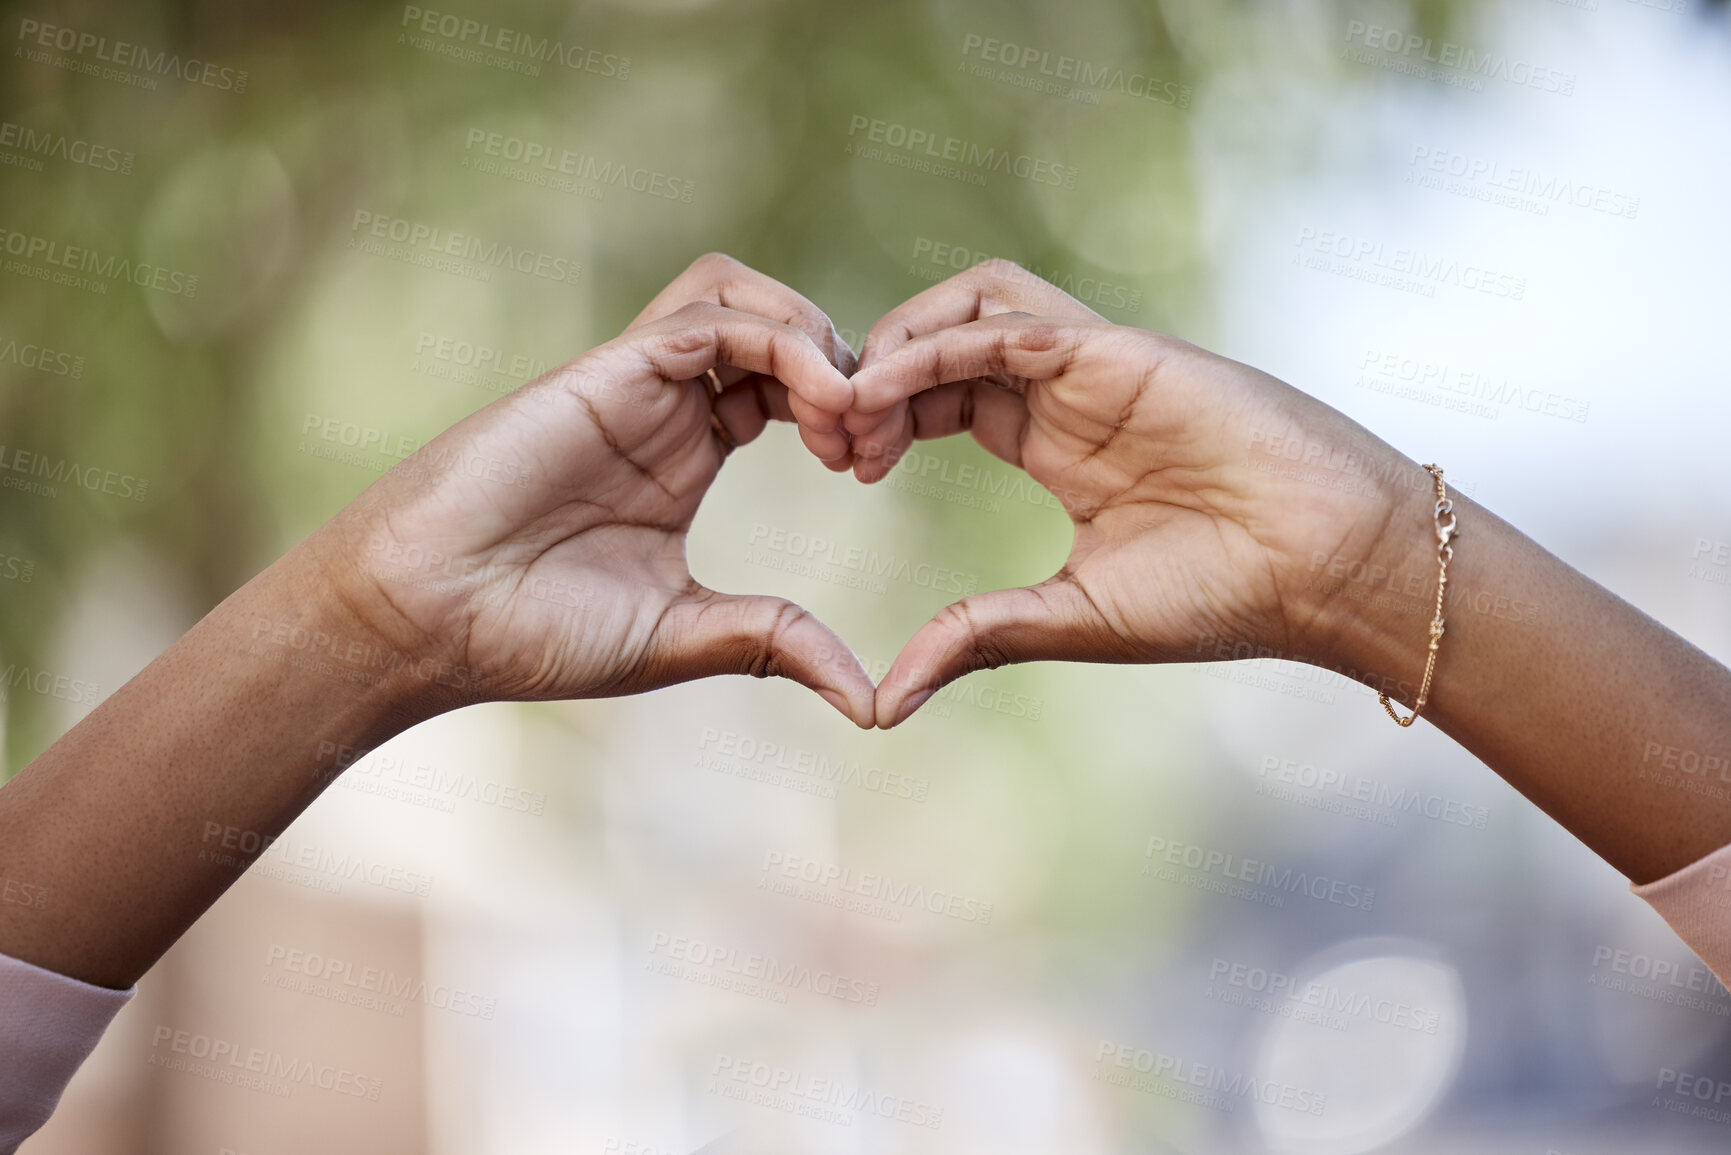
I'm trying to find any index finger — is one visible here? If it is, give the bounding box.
[848,313,1103,415]
[630,251,857,378]
[628,301,854,415]
[859,258,1103,369]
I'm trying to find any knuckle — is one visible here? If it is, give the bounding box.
[667,298,721,322]
[936,597,1011,673]
[750,601,810,679]
[691,251,741,276]
[1012,322,1064,352]
[974,257,1027,280]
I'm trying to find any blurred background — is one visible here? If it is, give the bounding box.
[4,0,1731,1151]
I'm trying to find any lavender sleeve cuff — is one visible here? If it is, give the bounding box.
[0,951,133,1155]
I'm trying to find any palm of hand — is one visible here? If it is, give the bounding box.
[451,362,725,701]
[1021,343,1313,663]
[329,303,873,726]
[328,344,717,701]
[852,314,1399,724]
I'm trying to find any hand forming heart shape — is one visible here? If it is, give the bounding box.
[312,252,1434,731]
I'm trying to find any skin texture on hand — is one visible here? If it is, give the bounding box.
[0,255,875,988]
[824,260,1731,884]
[314,254,875,726]
[5,250,1731,999]
[837,261,1420,728]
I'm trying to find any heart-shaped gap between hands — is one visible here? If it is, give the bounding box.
[342,252,1419,738]
[662,255,1410,732]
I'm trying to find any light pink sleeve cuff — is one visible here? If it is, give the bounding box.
[0,952,134,1155]
[1632,842,1731,986]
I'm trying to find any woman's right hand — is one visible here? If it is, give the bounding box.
[839,262,1438,727]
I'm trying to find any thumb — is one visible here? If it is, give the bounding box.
[875,577,1110,729]
[654,590,876,728]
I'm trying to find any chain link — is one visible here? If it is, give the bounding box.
[1380,464,1455,727]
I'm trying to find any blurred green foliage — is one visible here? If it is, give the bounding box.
[0,0,1476,773]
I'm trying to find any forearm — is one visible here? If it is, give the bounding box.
[1324,472,1731,884]
[0,543,443,989]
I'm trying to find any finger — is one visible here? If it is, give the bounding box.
[844,399,907,452]
[785,388,847,436]
[854,382,1032,483]
[655,591,877,728]
[874,578,1113,729]
[850,404,912,484]
[849,313,1098,415]
[709,377,793,452]
[630,252,857,376]
[800,423,854,470]
[708,375,854,467]
[630,302,854,416]
[860,259,1103,369]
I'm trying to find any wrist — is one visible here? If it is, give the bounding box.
[228,532,476,728]
[0,539,456,988]
[1279,459,1450,705]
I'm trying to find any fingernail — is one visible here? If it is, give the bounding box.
[891,689,935,728]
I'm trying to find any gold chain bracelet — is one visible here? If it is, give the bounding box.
[1379,464,1458,727]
